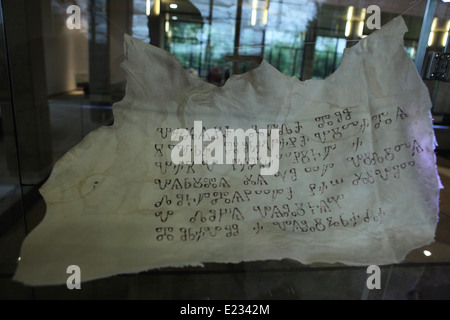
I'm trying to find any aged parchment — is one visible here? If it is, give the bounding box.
[14,16,441,285]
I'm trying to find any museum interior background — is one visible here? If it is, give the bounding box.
[0,0,450,299]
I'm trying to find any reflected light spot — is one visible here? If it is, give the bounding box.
[172,16,178,20]
[165,20,170,32]
[345,21,352,37]
[146,0,150,16]
[68,89,84,95]
[431,18,437,32]
[263,8,268,25]
[170,3,178,9]
[423,250,432,257]
[251,9,257,26]
[251,0,258,25]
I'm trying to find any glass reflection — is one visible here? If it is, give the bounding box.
[0,0,27,275]
[134,1,433,82]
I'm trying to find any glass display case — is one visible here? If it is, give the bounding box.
[0,0,449,300]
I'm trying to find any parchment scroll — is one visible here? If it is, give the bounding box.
[14,16,441,285]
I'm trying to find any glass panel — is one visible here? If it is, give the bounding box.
[0,0,31,299]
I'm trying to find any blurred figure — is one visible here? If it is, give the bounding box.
[207,62,222,85]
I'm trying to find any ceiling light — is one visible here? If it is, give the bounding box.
[154,0,160,16]
[360,8,366,21]
[431,18,437,31]
[347,6,354,21]
[443,31,449,47]
[345,21,352,37]
[170,3,178,9]
[423,250,432,257]
[263,8,268,25]
[251,9,257,26]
